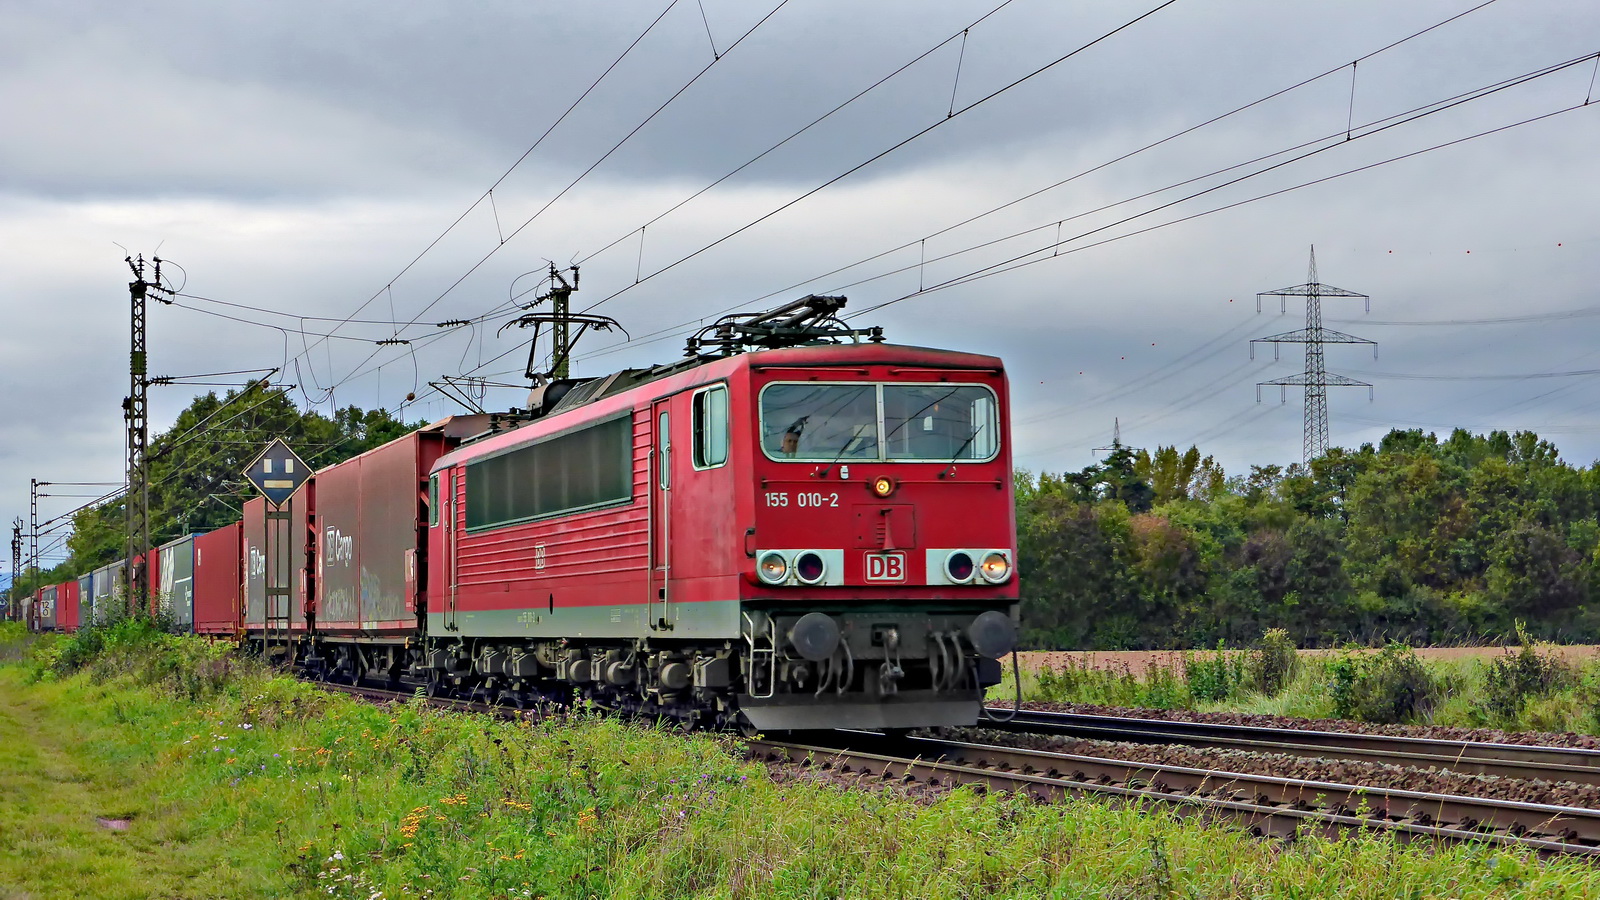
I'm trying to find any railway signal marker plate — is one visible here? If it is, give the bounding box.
[244,439,310,507]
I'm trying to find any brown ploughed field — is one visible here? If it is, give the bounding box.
[1019,645,1600,673]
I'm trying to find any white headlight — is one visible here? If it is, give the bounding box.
[979,550,1011,584]
[757,551,790,585]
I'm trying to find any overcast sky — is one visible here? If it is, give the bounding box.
[3,0,1599,572]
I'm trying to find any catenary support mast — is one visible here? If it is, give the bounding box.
[123,255,171,615]
[8,518,20,621]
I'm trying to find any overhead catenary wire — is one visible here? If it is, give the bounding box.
[147,378,291,463]
[576,0,1186,319]
[497,42,1587,406]
[280,0,687,374]
[734,0,1508,317]
[303,2,796,407]
[404,1,1190,401]
[370,0,1521,417]
[518,0,1509,376]
[845,70,1600,322]
[573,0,1023,270]
[173,291,501,329]
[406,68,1598,442]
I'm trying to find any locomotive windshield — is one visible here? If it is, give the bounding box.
[760,382,998,462]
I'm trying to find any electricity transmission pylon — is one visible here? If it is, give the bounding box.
[1250,246,1376,463]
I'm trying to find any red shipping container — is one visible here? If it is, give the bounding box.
[315,430,446,635]
[57,579,80,632]
[194,522,243,634]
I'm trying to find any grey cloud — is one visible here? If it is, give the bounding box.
[5,0,1600,547]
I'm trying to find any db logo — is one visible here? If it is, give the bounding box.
[864,552,905,582]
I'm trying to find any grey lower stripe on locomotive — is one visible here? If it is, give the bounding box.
[427,599,744,640]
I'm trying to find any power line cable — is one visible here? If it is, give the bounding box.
[549,0,1504,365]
[577,0,1185,319]
[1013,317,1263,426]
[309,2,796,405]
[574,0,1022,269]
[285,0,686,368]
[1332,305,1600,326]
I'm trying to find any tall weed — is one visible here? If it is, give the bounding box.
[1033,659,1190,709]
[1184,644,1246,703]
[1247,628,1299,696]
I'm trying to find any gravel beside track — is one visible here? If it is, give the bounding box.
[752,733,1600,854]
[962,727,1600,809]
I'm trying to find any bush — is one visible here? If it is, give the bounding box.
[1483,625,1571,724]
[30,614,245,701]
[1328,643,1439,724]
[1247,628,1299,696]
[0,621,32,664]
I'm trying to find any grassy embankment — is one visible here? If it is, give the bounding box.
[4,620,1600,899]
[995,629,1600,731]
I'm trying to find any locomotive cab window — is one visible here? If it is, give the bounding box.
[692,384,729,469]
[427,474,440,527]
[760,383,879,461]
[464,415,632,531]
[759,381,998,462]
[883,385,997,461]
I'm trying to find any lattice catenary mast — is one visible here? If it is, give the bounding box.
[1250,247,1376,463]
[8,518,20,621]
[124,254,172,614]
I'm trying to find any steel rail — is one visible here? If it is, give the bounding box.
[752,732,1600,855]
[980,708,1600,785]
[311,682,1600,853]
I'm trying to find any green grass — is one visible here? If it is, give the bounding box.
[998,636,1600,733]
[5,627,1600,898]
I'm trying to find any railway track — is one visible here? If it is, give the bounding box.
[753,731,1600,856]
[978,707,1600,785]
[311,681,1600,855]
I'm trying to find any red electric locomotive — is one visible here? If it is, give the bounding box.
[416,296,1019,730]
[40,296,1018,733]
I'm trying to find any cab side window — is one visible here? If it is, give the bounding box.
[693,385,729,468]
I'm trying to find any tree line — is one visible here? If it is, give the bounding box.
[1017,429,1600,649]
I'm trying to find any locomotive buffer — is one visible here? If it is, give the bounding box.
[244,439,311,663]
